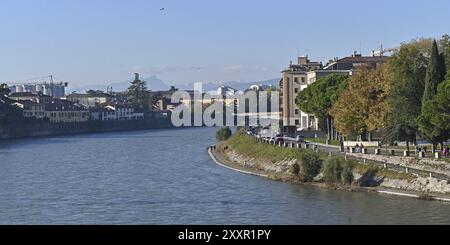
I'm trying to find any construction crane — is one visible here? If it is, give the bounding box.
[5,75,68,87]
[372,45,399,57]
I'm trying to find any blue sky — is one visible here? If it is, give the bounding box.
[0,0,449,89]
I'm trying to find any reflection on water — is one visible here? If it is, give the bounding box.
[0,127,449,224]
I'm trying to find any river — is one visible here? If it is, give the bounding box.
[0,127,449,224]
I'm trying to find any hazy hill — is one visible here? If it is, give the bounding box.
[71,77,280,94]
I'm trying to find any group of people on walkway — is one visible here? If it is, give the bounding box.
[354,143,365,153]
[442,146,449,158]
[416,146,428,157]
[416,146,449,158]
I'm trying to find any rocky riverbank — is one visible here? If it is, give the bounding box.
[210,133,450,201]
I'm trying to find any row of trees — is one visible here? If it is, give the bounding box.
[297,35,450,152]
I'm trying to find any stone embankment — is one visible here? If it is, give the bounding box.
[212,144,450,198]
[224,149,299,182]
[381,177,450,194]
[347,153,450,177]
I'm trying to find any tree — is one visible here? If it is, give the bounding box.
[341,166,354,185]
[86,89,105,95]
[0,84,10,97]
[382,124,417,152]
[385,39,432,146]
[418,79,450,151]
[296,74,348,140]
[364,65,389,134]
[323,157,344,184]
[418,40,447,152]
[127,76,149,111]
[216,127,232,141]
[330,67,388,139]
[298,151,323,182]
[439,34,450,74]
[422,40,446,105]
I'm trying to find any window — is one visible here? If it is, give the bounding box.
[295,109,299,115]
[294,88,299,93]
[301,77,305,83]
[302,116,308,128]
[294,77,298,83]
[295,120,300,126]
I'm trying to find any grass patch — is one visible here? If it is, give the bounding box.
[306,137,341,146]
[347,161,415,181]
[226,131,326,163]
[378,168,416,181]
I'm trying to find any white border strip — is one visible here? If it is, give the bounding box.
[378,190,450,202]
[208,147,269,178]
[378,190,418,198]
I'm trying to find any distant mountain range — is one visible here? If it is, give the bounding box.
[71,76,280,93]
[177,78,281,92]
[71,76,169,93]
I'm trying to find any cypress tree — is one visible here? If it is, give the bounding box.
[422,40,445,106]
[420,40,447,153]
[439,53,447,79]
[440,34,450,76]
[127,74,149,111]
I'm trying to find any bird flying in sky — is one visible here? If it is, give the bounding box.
[160,8,165,11]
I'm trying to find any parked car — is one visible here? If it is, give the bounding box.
[296,135,305,142]
[269,134,283,144]
[274,137,284,144]
[270,134,283,144]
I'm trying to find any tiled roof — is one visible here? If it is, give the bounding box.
[337,56,389,63]
[13,100,42,106]
[9,92,37,97]
[9,92,52,98]
[44,99,87,111]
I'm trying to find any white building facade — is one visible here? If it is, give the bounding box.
[101,105,144,121]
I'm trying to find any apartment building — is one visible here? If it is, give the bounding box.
[44,99,90,123]
[12,100,46,120]
[280,56,322,135]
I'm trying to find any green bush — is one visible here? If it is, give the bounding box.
[298,151,323,182]
[216,127,232,141]
[341,166,354,185]
[323,157,344,184]
[359,166,380,187]
[290,163,300,175]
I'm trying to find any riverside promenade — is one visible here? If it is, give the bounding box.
[256,138,450,182]
[208,141,450,202]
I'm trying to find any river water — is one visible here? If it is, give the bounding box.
[0,127,449,224]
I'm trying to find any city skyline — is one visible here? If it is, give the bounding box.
[1,0,449,88]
